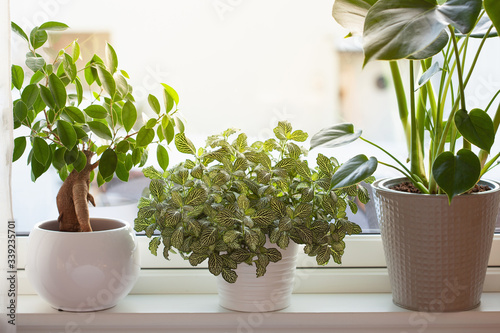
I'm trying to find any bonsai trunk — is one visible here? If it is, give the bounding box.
[56,150,98,232]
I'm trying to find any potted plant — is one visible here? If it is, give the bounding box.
[312,0,500,311]
[11,21,182,311]
[135,121,376,311]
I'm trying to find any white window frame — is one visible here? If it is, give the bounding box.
[16,233,500,295]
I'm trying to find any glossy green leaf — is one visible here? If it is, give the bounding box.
[330,154,377,190]
[30,27,48,50]
[161,83,179,109]
[64,106,86,123]
[11,22,28,42]
[84,105,108,119]
[148,94,161,114]
[63,53,77,82]
[88,121,113,140]
[289,129,308,142]
[432,149,481,202]
[21,84,40,108]
[116,162,130,182]
[99,148,118,180]
[57,120,77,150]
[30,70,45,85]
[185,187,208,206]
[363,0,482,64]
[71,40,80,63]
[73,151,87,172]
[332,0,377,36]
[13,137,27,162]
[31,154,50,181]
[48,74,67,109]
[74,77,83,106]
[417,61,441,88]
[25,56,45,72]
[11,65,24,90]
[33,137,50,165]
[175,133,196,155]
[136,127,155,148]
[455,108,495,152]
[310,123,362,149]
[105,43,118,74]
[122,101,137,132]
[39,85,55,109]
[14,101,28,122]
[157,144,169,171]
[52,147,66,170]
[96,66,116,97]
[39,21,69,31]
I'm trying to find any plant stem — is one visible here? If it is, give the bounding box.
[389,61,411,152]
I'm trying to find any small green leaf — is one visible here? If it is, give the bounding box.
[455,108,494,153]
[74,77,83,105]
[161,83,180,109]
[64,106,85,123]
[11,65,24,90]
[88,121,113,140]
[73,151,87,172]
[14,101,28,122]
[310,123,362,149]
[21,84,40,108]
[72,40,80,63]
[30,27,48,49]
[84,105,108,119]
[148,94,161,114]
[221,268,238,283]
[208,253,223,276]
[57,120,77,150]
[330,154,377,190]
[25,56,46,72]
[63,53,77,82]
[11,22,28,42]
[175,133,196,155]
[136,127,155,147]
[13,137,27,162]
[48,74,67,109]
[105,43,118,74]
[290,129,308,142]
[96,66,116,97]
[157,144,169,171]
[432,149,481,202]
[30,70,45,84]
[33,137,50,165]
[39,21,69,31]
[122,101,137,132]
[99,148,118,179]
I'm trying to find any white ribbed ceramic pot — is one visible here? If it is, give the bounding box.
[373,178,500,312]
[217,241,299,312]
[26,218,140,312]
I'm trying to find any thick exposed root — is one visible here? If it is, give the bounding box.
[56,150,98,232]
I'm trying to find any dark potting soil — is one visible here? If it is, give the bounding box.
[390,181,491,194]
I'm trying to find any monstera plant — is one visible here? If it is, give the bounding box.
[313,0,500,201]
[135,121,376,283]
[11,21,182,232]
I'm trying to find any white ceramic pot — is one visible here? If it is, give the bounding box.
[217,241,299,312]
[373,177,500,312]
[26,218,140,311]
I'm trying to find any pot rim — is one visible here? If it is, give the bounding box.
[372,177,500,197]
[33,217,130,234]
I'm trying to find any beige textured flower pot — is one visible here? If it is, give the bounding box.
[373,177,500,312]
[217,241,299,312]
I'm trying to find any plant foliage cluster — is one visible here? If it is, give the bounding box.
[135,121,376,283]
[313,0,500,201]
[11,21,181,185]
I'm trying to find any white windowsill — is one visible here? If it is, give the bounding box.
[18,293,500,333]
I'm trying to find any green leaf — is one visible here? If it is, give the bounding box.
[88,121,113,140]
[189,253,209,266]
[485,0,500,36]
[455,109,495,153]
[11,65,24,90]
[136,127,155,147]
[74,77,83,105]
[417,62,441,88]
[432,149,481,202]
[317,153,334,175]
[330,154,377,190]
[161,83,180,110]
[21,84,40,108]
[99,148,118,179]
[63,53,77,82]
[200,227,218,247]
[96,66,116,97]
[363,0,482,63]
[11,22,29,42]
[14,101,28,122]
[252,208,275,226]
[84,105,108,119]
[310,123,362,149]
[64,106,86,123]
[316,245,331,266]
[13,137,27,162]
[290,129,308,142]
[332,0,377,36]
[156,144,169,171]
[175,133,196,155]
[105,43,118,74]
[122,101,137,133]
[208,253,224,276]
[33,137,50,165]
[185,187,208,206]
[148,94,161,114]
[221,268,238,283]
[25,56,46,72]
[57,120,77,150]
[30,27,48,49]
[39,21,69,31]
[48,74,67,109]
[73,151,87,172]
[148,237,161,256]
[30,70,45,85]
[71,40,80,63]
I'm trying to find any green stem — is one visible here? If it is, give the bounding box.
[389,61,411,152]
